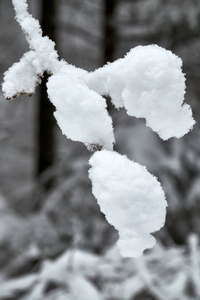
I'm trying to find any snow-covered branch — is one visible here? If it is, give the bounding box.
[2,0,114,151]
[1,0,195,258]
[2,0,59,99]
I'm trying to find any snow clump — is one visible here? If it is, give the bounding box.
[89,150,167,258]
[47,69,115,151]
[87,45,195,140]
[2,51,41,99]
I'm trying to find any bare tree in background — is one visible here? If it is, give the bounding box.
[102,0,118,65]
[37,0,57,191]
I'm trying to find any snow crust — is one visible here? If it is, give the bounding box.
[89,150,167,258]
[87,45,195,140]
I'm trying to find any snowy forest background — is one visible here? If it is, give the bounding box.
[0,0,200,299]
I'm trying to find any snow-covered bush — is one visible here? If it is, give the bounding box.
[2,0,195,258]
[0,236,199,300]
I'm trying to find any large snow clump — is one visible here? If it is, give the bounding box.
[87,45,195,140]
[89,150,167,258]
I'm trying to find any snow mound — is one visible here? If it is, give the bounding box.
[89,150,167,258]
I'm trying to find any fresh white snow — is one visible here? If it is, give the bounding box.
[2,51,41,99]
[87,45,195,140]
[89,150,167,258]
[2,0,196,259]
[47,70,115,150]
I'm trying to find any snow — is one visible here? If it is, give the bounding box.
[2,0,196,261]
[2,0,59,100]
[188,234,200,297]
[2,51,41,100]
[89,150,167,258]
[12,0,29,22]
[87,45,195,140]
[47,70,115,150]
[67,274,102,300]
[119,276,144,300]
[14,0,59,73]
[40,249,99,281]
[0,249,101,300]
[3,2,194,146]
[0,275,37,299]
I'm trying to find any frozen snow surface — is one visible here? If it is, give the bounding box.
[89,150,167,258]
[87,45,195,140]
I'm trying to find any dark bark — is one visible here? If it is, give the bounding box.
[102,0,118,119]
[36,0,57,189]
[41,0,57,41]
[102,0,117,65]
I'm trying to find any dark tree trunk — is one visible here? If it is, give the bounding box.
[102,0,118,116]
[36,0,57,189]
[103,0,117,65]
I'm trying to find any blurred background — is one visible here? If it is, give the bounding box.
[0,0,200,299]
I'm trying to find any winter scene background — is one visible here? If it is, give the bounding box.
[0,0,200,299]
